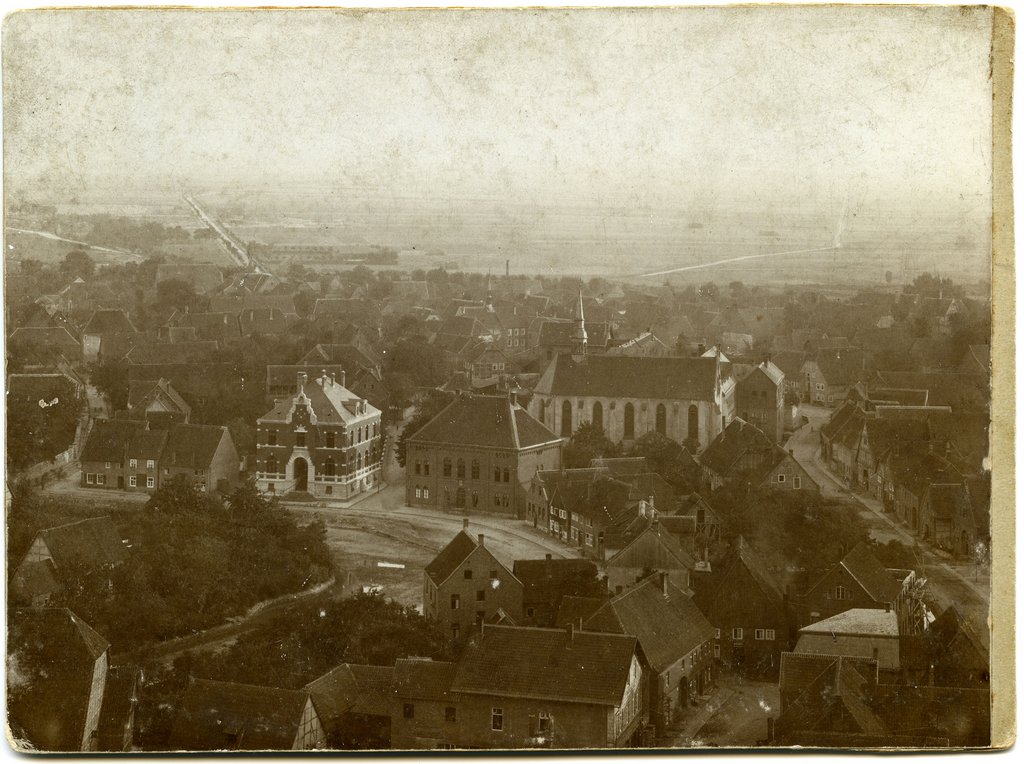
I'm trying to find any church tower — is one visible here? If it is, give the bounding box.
[571,289,588,362]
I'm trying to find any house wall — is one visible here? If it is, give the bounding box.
[514,443,562,519]
[760,454,817,492]
[389,697,456,749]
[292,698,326,750]
[795,633,900,671]
[81,459,127,490]
[649,640,715,731]
[81,652,109,751]
[803,567,897,627]
[208,432,240,492]
[736,373,784,443]
[427,546,524,643]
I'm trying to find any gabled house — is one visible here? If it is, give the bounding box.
[304,663,394,749]
[511,555,603,626]
[693,538,790,678]
[802,542,920,635]
[11,516,128,606]
[8,608,138,752]
[81,309,138,363]
[169,678,325,750]
[605,522,696,595]
[584,575,716,733]
[449,624,647,748]
[126,378,192,423]
[700,419,817,492]
[422,522,524,644]
[735,361,786,443]
[800,349,867,405]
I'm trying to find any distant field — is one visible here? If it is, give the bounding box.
[3,228,141,265]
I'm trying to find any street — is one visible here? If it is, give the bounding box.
[786,405,990,644]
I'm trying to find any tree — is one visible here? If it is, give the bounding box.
[144,474,223,516]
[395,391,452,467]
[562,422,622,468]
[699,281,719,300]
[59,249,94,280]
[89,360,130,412]
[155,278,203,313]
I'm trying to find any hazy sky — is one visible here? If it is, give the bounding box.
[4,7,993,217]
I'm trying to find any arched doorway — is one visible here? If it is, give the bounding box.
[294,457,309,492]
[592,401,603,430]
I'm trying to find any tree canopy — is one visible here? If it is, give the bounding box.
[563,422,622,468]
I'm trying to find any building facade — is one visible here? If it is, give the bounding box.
[256,371,382,500]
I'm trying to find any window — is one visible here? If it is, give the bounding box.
[502,468,510,483]
[476,590,485,602]
[325,431,335,448]
[129,475,137,487]
[451,594,460,610]
[585,533,594,546]
[688,404,699,441]
[778,474,786,483]
[559,509,567,519]
[147,459,155,469]
[755,629,765,640]
[715,628,721,639]
[491,708,504,731]
[295,430,306,447]
[592,401,603,430]
[464,569,473,580]
[833,585,850,601]
[147,477,155,488]
[443,457,452,477]
[423,463,430,476]
[325,485,332,495]
[489,569,498,579]
[457,459,466,479]
[570,527,579,542]
[403,704,415,719]
[105,461,111,469]
[97,474,106,485]
[129,458,137,468]
[623,402,635,439]
[423,487,430,499]
[765,629,776,641]
[561,400,573,437]
[445,707,457,723]
[794,476,802,489]
[325,458,336,476]
[86,473,95,484]
[266,456,278,474]
[494,467,501,482]
[471,460,480,479]
[268,430,277,445]
[732,628,743,640]
[415,487,422,499]
[714,643,721,658]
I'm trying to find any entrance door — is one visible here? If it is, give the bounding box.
[294,457,309,492]
[117,475,124,489]
[455,486,466,508]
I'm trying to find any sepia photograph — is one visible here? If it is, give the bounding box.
[3,5,1012,753]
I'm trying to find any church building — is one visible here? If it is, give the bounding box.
[530,291,735,452]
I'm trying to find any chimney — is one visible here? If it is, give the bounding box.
[463,518,469,530]
[340,370,346,388]
[660,571,669,597]
[885,602,892,613]
[565,622,575,645]
[321,369,328,386]
[545,553,552,560]
[478,533,485,546]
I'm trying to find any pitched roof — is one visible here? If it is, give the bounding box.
[33,516,128,572]
[512,558,601,607]
[95,665,140,751]
[585,578,715,673]
[390,659,457,702]
[699,418,777,478]
[777,653,882,735]
[451,624,637,706]
[259,372,381,426]
[82,309,136,335]
[11,559,63,603]
[812,348,868,386]
[424,530,480,586]
[800,608,899,638]
[127,378,191,416]
[408,394,561,450]
[160,424,230,470]
[606,523,695,572]
[8,608,111,751]
[534,354,719,401]
[266,365,348,391]
[554,595,608,628]
[739,361,785,387]
[538,320,611,348]
[839,542,903,604]
[169,678,311,751]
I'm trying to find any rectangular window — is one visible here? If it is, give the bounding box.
[755,629,765,640]
[86,473,95,484]
[491,708,504,731]
[423,487,430,499]
[415,487,422,499]
[268,431,277,445]
[403,703,414,719]
[765,629,776,641]
[445,707,457,723]
[714,643,721,658]
[105,461,111,469]
[585,533,594,546]
[415,462,422,475]
[778,474,786,483]
[732,628,743,640]
[489,570,498,579]
[97,474,106,485]
[129,458,137,468]
[559,509,567,519]
[476,590,485,602]
[570,527,579,542]
[423,463,430,476]
[715,628,721,639]
[464,569,473,580]
[451,623,460,641]
[325,431,336,448]
[146,459,155,469]
[794,477,802,489]
[296,431,306,447]
[451,594,460,610]
[129,475,137,487]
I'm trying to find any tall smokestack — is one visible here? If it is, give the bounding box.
[506,259,510,278]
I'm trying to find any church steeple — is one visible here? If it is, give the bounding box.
[571,289,588,362]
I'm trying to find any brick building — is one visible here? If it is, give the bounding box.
[422,522,524,644]
[256,371,382,500]
[405,394,562,516]
[735,361,785,443]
